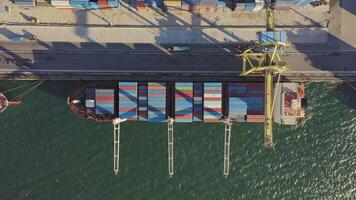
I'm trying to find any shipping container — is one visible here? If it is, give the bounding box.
[252,0,264,11]
[148,82,166,122]
[274,0,293,10]
[51,0,75,9]
[14,0,35,6]
[138,82,148,120]
[203,82,222,122]
[294,0,311,6]
[70,0,89,9]
[175,82,193,123]
[95,89,114,115]
[259,31,287,52]
[246,114,265,122]
[228,83,247,120]
[164,0,181,7]
[193,82,203,122]
[118,82,138,120]
[146,0,163,7]
[244,0,255,11]
[235,2,245,11]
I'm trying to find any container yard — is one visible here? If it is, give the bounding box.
[11,0,318,10]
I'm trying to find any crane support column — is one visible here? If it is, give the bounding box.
[167,118,174,177]
[223,119,232,176]
[264,70,274,148]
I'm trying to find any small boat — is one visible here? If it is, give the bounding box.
[0,93,9,113]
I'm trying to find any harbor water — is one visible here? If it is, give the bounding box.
[0,81,355,199]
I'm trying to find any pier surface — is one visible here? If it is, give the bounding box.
[0,0,355,82]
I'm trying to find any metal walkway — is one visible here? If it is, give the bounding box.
[223,119,232,177]
[113,118,126,175]
[168,118,174,177]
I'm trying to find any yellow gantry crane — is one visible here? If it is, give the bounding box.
[239,6,289,148]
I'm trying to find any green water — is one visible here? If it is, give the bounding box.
[0,81,355,199]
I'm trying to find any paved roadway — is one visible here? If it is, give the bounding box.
[0,42,355,81]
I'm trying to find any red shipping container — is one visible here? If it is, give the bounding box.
[204,97,222,101]
[204,108,222,112]
[247,115,265,119]
[203,118,221,123]
[148,86,166,90]
[246,115,265,122]
[246,118,264,123]
[119,86,137,90]
[96,96,114,101]
[119,107,137,111]
[98,0,109,8]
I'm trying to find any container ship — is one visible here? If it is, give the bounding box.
[67,81,306,125]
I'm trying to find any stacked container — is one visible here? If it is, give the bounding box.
[203,82,222,123]
[54,0,118,9]
[85,87,95,114]
[235,2,245,11]
[69,0,89,9]
[246,114,265,122]
[294,0,312,6]
[146,0,163,8]
[193,82,203,122]
[175,82,193,123]
[164,0,182,9]
[252,0,264,11]
[181,0,218,11]
[138,82,148,120]
[216,0,226,9]
[246,83,264,115]
[136,0,147,10]
[51,0,73,9]
[148,82,166,122]
[258,31,287,52]
[108,0,119,8]
[228,83,247,122]
[14,0,35,6]
[244,0,255,11]
[118,82,138,120]
[95,89,114,115]
[274,0,294,10]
